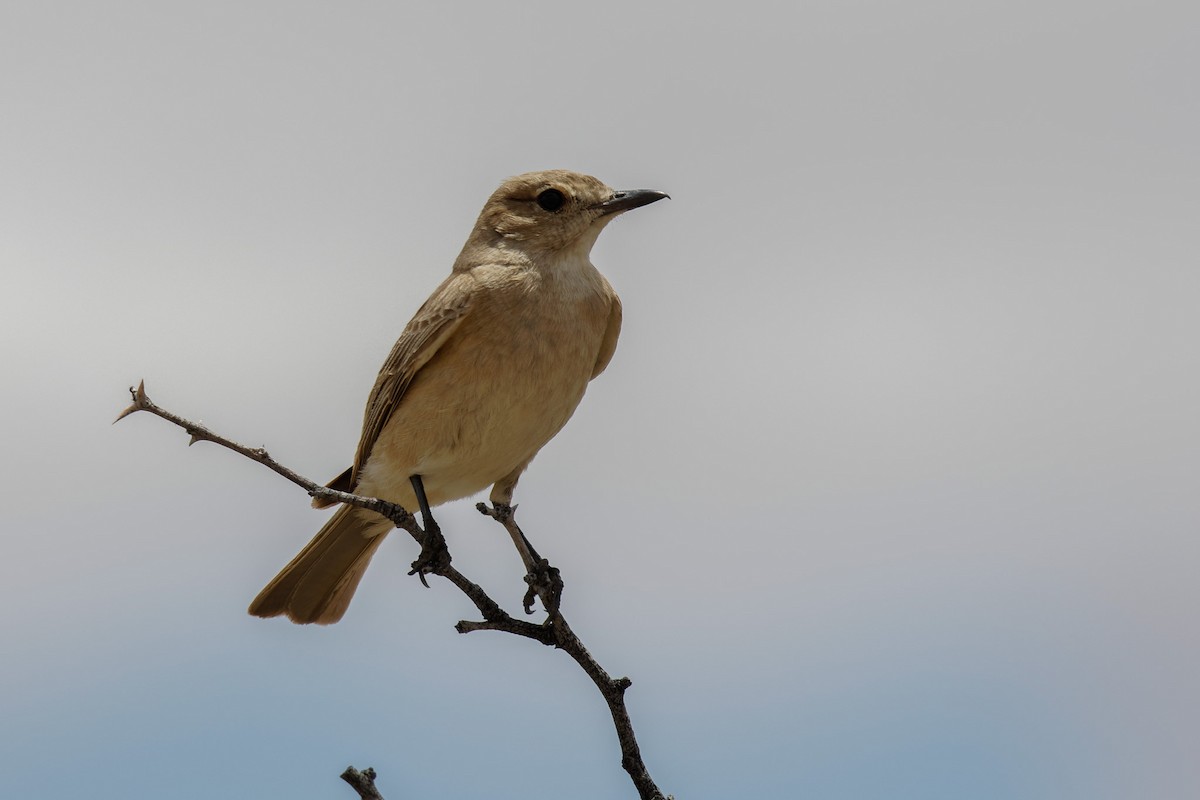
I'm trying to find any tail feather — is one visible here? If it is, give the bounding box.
[249,505,390,624]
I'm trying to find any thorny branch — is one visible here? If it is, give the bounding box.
[116,381,667,800]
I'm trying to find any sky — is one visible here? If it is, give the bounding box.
[2,2,1198,798]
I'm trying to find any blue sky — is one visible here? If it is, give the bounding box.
[2,2,1197,798]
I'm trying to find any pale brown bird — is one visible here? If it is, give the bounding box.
[249,169,667,624]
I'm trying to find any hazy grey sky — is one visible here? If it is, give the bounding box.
[3,2,1198,798]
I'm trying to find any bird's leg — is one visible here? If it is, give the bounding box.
[477,502,563,619]
[407,474,450,581]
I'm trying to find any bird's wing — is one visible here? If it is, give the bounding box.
[350,271,476,483]
[591,292,622,379]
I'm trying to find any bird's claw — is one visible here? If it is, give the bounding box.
[476,501,517,522]
[408,523,451,582]
[524,557,563,619]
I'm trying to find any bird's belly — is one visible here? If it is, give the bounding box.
[356,303,604,509]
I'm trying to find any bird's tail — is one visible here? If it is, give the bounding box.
[249,505,390,624]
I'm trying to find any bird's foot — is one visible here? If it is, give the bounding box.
[476,501,562,618]
[408,520,451,585]
[408,474,450,585]
[476,501,516,522]
[523,557,563,619]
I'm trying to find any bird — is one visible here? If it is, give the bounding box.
[248,169,668,624]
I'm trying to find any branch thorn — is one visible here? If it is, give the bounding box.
[113,380,150,424]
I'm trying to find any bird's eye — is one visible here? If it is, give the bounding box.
[536,188,566,212]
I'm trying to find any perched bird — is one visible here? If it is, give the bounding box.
[249,169,668,624]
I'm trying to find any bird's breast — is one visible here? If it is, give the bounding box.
[359,272,613,507]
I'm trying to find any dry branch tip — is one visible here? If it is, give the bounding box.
[340,766,384,800]
[113,380,150,424]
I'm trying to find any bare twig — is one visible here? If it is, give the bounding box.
[115,382,419,533]
[340,766,385,800]
[117,381,667,800]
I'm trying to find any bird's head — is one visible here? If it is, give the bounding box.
[464,169,668,261]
